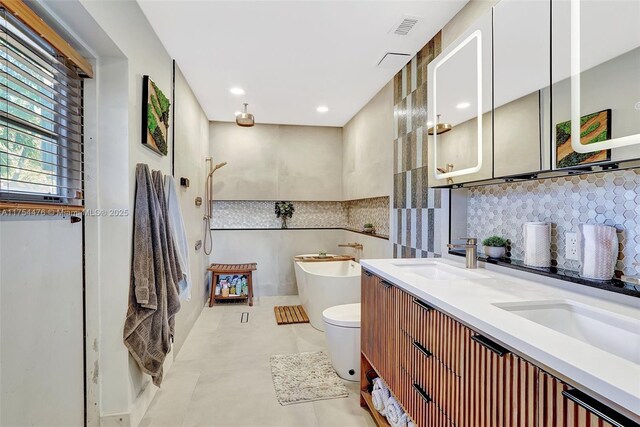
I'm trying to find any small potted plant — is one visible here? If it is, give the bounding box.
[482,236,507,259]
[363,223,375,234]
[318,250,327,258]
[275,201,295,229]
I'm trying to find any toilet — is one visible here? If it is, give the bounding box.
[322,303,361,381]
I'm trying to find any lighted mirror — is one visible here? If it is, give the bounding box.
[552,0,640,169]
[493,0,551,177]
[428,10,492,186]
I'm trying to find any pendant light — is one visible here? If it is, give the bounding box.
[427,114,452,135]
[236,103,255,127]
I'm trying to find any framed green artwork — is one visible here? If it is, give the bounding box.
[142,75,170,156]
[555,109,611,169]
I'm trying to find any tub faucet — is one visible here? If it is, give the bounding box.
[339,243,363,250]
[447,237,478,269]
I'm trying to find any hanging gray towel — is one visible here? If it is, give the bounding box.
[152,170,182,339]
[123,164,181,387]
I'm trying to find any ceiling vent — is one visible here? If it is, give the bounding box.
[377,52,412,69]
[390,15,421,36]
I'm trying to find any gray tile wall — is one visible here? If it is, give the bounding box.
[467,169,640,277]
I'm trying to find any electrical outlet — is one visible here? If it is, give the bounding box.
[566,232,578,260]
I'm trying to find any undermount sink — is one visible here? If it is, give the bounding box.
[494,300,640,365]
[392,261,490,280]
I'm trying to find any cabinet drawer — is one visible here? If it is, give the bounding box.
[397,328,460,425]
[398,290,470,376]
[415,355,461,424]
[397,368,454,427]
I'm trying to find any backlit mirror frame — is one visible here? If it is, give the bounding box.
[432,30,484,180]
[569,0,640,154]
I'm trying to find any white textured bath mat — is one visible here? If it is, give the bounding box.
[270,351,349,405]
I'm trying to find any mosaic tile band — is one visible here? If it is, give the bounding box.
[212,197,389,237]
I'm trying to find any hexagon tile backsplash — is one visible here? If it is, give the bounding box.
[467,169,640,277]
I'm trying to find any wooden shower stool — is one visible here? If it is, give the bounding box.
[208,263,256,307]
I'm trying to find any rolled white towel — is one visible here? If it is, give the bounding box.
[391,413,408,427]
[385,396,403,426]
[372,378,390,415]
[372,388,385,413]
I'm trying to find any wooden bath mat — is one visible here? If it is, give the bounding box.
[274,305,309,325]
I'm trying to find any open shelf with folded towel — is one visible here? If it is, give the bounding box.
[359,355,391,427]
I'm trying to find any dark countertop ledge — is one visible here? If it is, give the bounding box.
[449,250,640,298]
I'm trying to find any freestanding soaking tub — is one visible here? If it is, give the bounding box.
[294,260,361,331]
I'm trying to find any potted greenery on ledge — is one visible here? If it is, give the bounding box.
[363,223,375,234]
[482,236,507,259]
[275,201,295,229]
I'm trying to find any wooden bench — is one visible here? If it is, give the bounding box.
[207,263,256,307]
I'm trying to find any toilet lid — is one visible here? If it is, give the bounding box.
[322,303,361,328]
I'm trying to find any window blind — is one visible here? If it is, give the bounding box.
[0,7,83,206]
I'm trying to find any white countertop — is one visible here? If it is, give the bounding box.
[360,257,640,420]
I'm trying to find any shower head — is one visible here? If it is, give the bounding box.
[236,103,255,127]
[427,114,452,135]
[207,161,227,177]
[213,162,227,172]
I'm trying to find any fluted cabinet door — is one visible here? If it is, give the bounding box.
[361,270,397,390]
[361,270,376,367]
[460,337,539,427]
[538,372,617,427]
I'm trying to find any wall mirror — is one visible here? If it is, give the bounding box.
[551,0,640,170]
[427,10,492,187]
[493,0,551,177]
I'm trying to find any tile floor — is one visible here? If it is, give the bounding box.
[140,296,376,427]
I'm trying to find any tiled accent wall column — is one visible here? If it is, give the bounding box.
[392,32,444,258]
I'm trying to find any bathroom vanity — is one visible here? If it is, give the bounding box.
[359,258,640,427]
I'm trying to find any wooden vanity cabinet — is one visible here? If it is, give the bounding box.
[361,270,633,427]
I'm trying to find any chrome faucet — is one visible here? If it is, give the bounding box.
[339,242,363,250]
[447,237,478,269]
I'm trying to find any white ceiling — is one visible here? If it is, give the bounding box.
[137,0,468,127]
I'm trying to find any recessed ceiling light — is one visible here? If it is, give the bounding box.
[230,87,245,95]
[317,106,329,113]
[456,102,471,109]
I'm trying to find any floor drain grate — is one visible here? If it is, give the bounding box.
[241,312,249,323]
